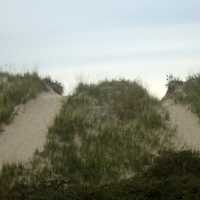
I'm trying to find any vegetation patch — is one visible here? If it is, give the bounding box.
[0,72,47,125]
[1,150,200,200]
[36,80,175,185]
[0,71,63,126]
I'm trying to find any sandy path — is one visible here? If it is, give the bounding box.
[163,99,200,150]
[0,91,63,168]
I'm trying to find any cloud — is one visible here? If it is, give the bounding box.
[0,1,199,98]
[40,57,200,99]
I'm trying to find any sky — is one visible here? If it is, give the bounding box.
[0,0,200,98]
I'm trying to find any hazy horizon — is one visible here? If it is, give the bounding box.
[1,0,200,98]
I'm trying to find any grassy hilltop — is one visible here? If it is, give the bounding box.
[39,80,174,185]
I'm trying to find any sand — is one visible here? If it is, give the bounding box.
[0,91,63,168]
[163,99,200,151]
[1,92,200,168]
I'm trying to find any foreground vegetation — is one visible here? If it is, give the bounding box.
[0,71,63,126]
[1,150,200,199]
[166,73,200,119]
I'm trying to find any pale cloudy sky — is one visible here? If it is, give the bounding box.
[0,0,200,98]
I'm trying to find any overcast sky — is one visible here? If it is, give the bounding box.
[0,0,200,98]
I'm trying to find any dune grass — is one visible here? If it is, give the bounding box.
[0,71,63,126]
[1,78,198,200]
[36,80,175,185]
[43,76,64,95]
[1,150,200,200]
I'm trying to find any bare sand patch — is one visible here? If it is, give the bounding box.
[0,91,63,168]
[163,99,200,151]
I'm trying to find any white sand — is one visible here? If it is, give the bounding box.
[0,91,63,168]
[163,99,200,150]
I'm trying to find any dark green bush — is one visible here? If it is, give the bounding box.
[146,150,200,178]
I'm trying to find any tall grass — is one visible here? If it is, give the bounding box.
[39,80,174,185]
[43,76,64,95]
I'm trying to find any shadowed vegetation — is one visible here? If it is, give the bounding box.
[1,150,200,200]
[44,76,64,95]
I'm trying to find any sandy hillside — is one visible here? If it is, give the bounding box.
[163,99,200,151]
[0,91,63,168]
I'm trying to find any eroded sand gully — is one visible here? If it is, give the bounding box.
[0,91,63,168]
[163,99,200,151]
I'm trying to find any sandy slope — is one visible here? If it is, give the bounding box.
[0,91,63,168]
[163,99,200,150]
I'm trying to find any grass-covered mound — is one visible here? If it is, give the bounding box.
[37,80,174,185]
[166,73,200,119]
[1,150,200,200]
[0,71,63,126]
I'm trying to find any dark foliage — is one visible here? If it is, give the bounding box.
[1,151,200,200]
[44,77,64,95]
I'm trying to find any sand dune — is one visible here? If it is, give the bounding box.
[1,91,200,169]
[163,99,200,151]
[0,91,63,168]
